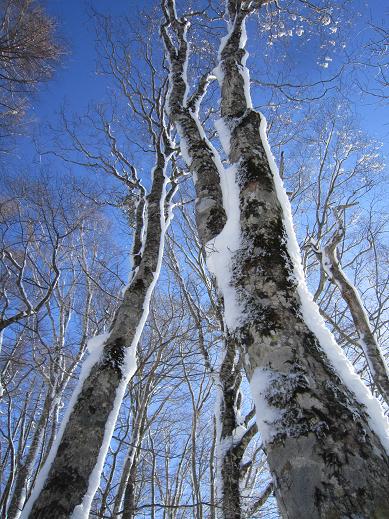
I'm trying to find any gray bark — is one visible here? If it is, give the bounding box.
[217,5,389,518]
[167,241,260,518]
[161,2,226,245]
[217,336,243,519]
[24,154,171,519]
[163,2,389,518]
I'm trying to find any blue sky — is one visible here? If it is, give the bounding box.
[10,0,388,186]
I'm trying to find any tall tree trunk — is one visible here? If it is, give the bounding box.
[121,452,139,519]
[114,392,150,518]
[162,2,389,518]
[21,154,173,519]
[168,238,261,518]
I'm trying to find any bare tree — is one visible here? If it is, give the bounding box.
[162,1,389,517]
[0,0,61,140]
[309,207,389,406]
[3,1,388,518]
[0,173,122,518]
[20,18,181,515]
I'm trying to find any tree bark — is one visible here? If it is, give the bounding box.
[163,2,389,518]
[22,155,172,519]
[161,1,226,245]
[216,335,243,519]
[215,5,389,518]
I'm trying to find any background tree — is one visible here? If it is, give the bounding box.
[0,0,61,144]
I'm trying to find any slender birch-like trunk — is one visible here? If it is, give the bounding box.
[163,2,389,517]
[7,391,56,519]
[21,151,174,519]
[312,211,389,406]
[216,336,243,519]
[114,346,164,519]
[167,238,260,518]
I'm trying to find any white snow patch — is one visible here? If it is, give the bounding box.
[212,63,224,85]
[206,164,242,330]
[215,118,231,156]
[182,23,190,106]
[258,114,389,454]
[250,368,284,444]
[179,133,192,166]
[20,332,109,519]
[239,21,253,109]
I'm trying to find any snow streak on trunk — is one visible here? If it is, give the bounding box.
[162,7,249,516]
[21,154,172,519]
[161,1,226,245]
[163,2,389,517]
[168,243,253,518]
[215,5,389,518]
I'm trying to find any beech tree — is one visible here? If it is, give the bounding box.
[1,1,388,518]
[162,0,389,517]
[19,23,181,515]
[0,173,123,518]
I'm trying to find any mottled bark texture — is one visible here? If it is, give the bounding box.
[217,4,389,518]
[161,0,226,244]
[217,335,243,519]
[314,213,389,407]
[163,1,389,517]
[217,337,260,519]
[168,245,253,518]
[27,157,169,519]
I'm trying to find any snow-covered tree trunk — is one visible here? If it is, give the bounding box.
[21,152,174,519]
[163,1,389,517]
[312,211,389,406]
[161,1,226,247]
[214,4,389,518]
